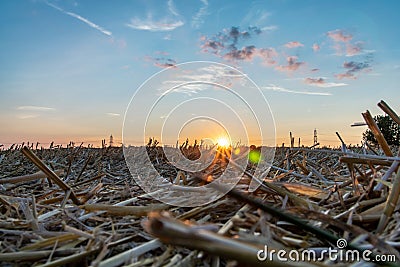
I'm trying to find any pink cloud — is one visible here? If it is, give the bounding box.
[335,73,356,79]
[304,77,347,87]
[346,42,363,56]
[284,41,304,48]
[154,61,177,68]
[222,46,278,65]
[223,46,257,61]
[257,48,278,65]
[304,77,324,85]
[327,29,353,42]
[312,43,320,52]
[335,60,371,79]
[201,40,224,54]
[276,56,305,72]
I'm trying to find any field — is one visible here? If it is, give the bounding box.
[0,137,399,266]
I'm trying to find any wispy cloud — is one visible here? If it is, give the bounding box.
[257,48,278,65]
[261,25,278,31]
[275,56,305,73]
[168,0,180,16]
[145,54,177,68]
[17,106,55,111]
[345,42,363,57]
[263,84,332,96]
[304,78,347,88]
[335,73,356,80]
[191,0,209,29]
[159,65,244,95]
[126,14,184,31]
[325,28,374,79]
[327,29,352,42]
[241,7,269,25]
[154,59,177,68]
[16,105,55,120]
[45,1,112,36]
[284,41,304,48]
[326,29,371,57]
[17,114,40,120]
[106,112,120,117]
[312,43,320,52]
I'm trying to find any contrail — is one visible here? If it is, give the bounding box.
[45,1,112,37]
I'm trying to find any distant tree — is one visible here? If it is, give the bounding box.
[363,115,400,146]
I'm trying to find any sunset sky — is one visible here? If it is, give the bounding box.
[1,0,399,147]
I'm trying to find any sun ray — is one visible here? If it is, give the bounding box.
[216,137,230,148]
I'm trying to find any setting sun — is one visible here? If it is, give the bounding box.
[216,137,230,148]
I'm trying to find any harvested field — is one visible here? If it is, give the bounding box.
[0,101,400,267]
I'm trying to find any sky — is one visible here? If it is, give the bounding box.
[0,0,399,147]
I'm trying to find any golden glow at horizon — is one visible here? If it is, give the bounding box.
[216,137,230,148]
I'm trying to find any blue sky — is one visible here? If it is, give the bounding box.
[0,0,399,147]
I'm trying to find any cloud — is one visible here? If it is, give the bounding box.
[284,41,304,48]
[257,48,278,65]
[333,42,365,57]
[191,0,209,29]
[17,114,40,119]
[304,78,347,88]
[326,29,371,57]
[154,59,177,68]
[240,6,277,33]
[17,106,55,111]
[345,42,363,56]
[223,45,256,61]
[275,56,305,73]
[327,29,352,42]
[45,1,112,36]
[201,26,263,54]
[159,65,245,95]
[263,84,332,96]
[335,60,371,79]
[335,73,356,80]
[201,39,224,53]
[261,25,278,31]
[16,105,55,120]
[168,0,179,16]
[145,55,177,68]
[343,61,370,71]
[312,43,320,52]
[126,14,184,31]
[200,26,277,66]
[106,113,120,117]
[214,45,278,65]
